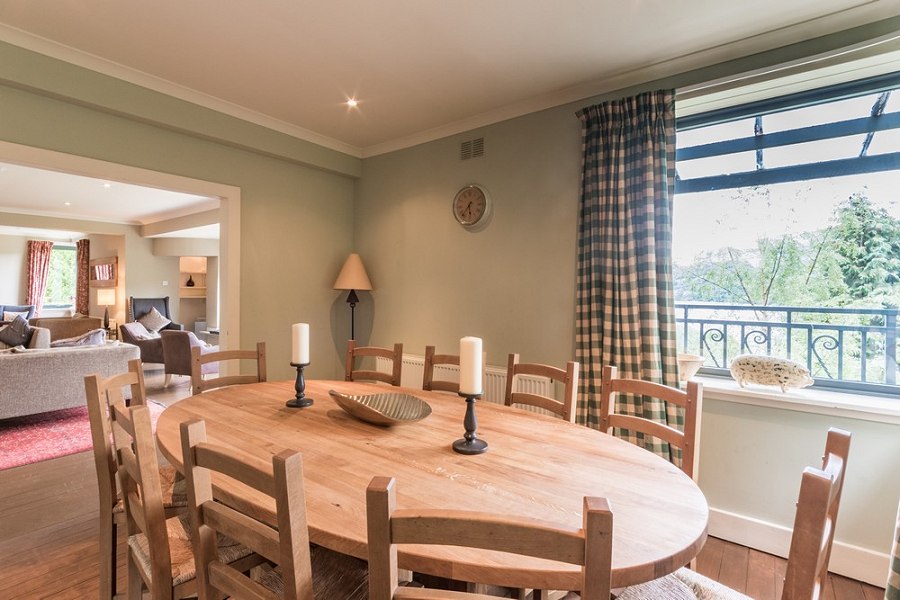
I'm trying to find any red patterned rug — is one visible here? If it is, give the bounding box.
[0,402,165,470]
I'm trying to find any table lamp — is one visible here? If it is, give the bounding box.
[333,253,372,340]
[97,288,116,330]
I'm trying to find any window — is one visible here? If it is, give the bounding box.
[44,245,76,308]
[674,73,900,395]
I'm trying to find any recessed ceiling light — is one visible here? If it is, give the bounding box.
[64,202,71,206]
[103,183,112,188]
[346,98,359,108]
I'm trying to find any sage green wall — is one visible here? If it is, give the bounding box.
[700,399,900,555]
[0,43,359,380]
[355,108,581,365]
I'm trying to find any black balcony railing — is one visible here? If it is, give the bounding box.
[676,302,899,395]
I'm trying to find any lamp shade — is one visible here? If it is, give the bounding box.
[97,288,116,306]
[333,253,373,291]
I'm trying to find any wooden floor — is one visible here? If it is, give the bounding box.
[0,371,886,599]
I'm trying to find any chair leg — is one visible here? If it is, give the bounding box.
[127,549,144,599]
[164,374,172,387]
[98,513,115,600]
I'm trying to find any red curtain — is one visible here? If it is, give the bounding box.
[75,239,90,315]
[25,240,54,317]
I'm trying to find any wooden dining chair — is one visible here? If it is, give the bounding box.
[504,353,579,422]
[422,345,460,393]
[111,401,263,599]
[84,358,187,600]
[191,341,267,395]
[503,355,582,600]
[600,364,702,480]
[345,340,403,386]
[617,427,852,600]
[366,476,613,600]
[179,419,369,600]
[422,346,486,394]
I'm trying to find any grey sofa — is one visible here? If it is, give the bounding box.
[0,341,140,420]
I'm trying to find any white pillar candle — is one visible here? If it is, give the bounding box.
[459,336,483,395]
[292,323,310,364]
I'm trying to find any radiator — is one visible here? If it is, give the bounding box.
[377,354,554,413]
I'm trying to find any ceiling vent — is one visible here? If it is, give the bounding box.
[460,137,485,160]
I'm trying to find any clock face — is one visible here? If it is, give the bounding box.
[453,185,490,228]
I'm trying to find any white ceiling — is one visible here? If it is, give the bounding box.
[0,161,219,237]
[0,1,898,229]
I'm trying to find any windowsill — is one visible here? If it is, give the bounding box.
[695,376,900,425]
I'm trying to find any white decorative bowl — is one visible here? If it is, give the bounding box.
[328,390,432,426]
[677,354,705,382]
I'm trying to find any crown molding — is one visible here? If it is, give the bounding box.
[2,2,897,160]
[0,23,363,158]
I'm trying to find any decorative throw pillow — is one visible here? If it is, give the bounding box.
[3,310,30,322]
[123,321,161,340]
[0,315,31,347]
[51,328,108,348]
[138,306,171,333]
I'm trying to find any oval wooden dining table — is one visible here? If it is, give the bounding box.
[155,379,708,591]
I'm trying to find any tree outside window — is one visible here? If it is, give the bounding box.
[44,245,76,307]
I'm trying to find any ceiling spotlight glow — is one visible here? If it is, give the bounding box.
[346,98,359,108]
[64,202,71,206]
[103,183,112,188]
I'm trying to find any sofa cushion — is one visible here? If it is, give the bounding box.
[51,328,108,348]
[3,310,30,322]
[138,306,171,333]
[0,315,32,347]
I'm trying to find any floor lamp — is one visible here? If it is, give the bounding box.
[333,253,372,341]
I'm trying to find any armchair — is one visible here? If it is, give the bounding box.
[127,296,184,331]
[160,330,218,387]
[119,322,164,364]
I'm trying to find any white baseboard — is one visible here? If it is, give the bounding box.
[709,507,889,587]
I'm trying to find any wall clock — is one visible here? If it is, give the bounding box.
[452,184,492,231]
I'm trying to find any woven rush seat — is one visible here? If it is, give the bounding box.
[127,513,250,588]
[255,545,369,600]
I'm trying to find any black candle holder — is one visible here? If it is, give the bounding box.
[452,392,488,455]
[285,362,313,408]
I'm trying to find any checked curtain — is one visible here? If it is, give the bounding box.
[574,90,681,462]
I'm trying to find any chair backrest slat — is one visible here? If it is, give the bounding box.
[345,340,403,386]
[192,342,267,395]
[366,476,611,600]
[600,365,702,480]
[422,346,460,393]
[180,419,313,600]
[504,353,579,422]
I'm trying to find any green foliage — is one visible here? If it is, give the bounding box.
[675,190,899,309]
[832,192,900,301]
[44,246,76,305]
